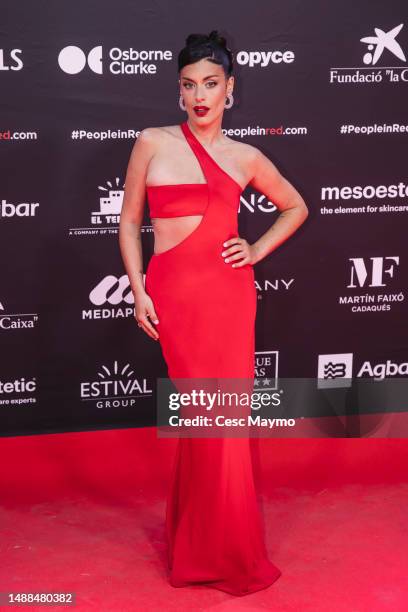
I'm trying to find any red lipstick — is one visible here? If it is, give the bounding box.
[194,106,209,116]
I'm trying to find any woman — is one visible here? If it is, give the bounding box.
[119,30,308,596]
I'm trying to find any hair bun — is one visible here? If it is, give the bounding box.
[180,30,234,77]
[185,33,208,46]
[185,30,228,49]
[208,30,227,48]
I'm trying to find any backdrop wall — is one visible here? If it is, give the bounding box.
[1,1,407,436]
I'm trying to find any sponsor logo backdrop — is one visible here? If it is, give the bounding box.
[1,2,407,435]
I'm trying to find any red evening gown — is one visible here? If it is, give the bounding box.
[144,120,281,596]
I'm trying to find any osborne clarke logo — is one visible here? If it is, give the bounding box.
[80,360,152,408]
[83,274,136,320]
[58,45,172,75]
[58,45,102,74]
[330,22,408,84]
[339,256,403,314]
[0,48,23,71]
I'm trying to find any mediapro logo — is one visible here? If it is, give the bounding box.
[82,274,137,320]
[90,275,134,305]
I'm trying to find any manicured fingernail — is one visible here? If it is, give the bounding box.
[225,258,229,263]
[223,242,227,247]
[154,319,159,324]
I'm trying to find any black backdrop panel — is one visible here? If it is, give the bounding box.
[1,1,407,435]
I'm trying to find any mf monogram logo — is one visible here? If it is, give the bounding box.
[347,256,399,288]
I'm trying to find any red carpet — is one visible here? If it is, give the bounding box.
[1,425,407,610]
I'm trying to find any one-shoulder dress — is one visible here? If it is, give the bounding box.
[144,120,281,596]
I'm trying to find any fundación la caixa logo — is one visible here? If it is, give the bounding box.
[330,22,407,84]
[360,23,406,66]
[0,299,39,331]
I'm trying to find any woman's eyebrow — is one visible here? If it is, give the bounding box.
[181,75,220,83]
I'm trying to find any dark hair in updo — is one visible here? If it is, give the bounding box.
[178,30,234,79]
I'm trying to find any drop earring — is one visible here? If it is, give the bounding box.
[225,92,234,109]
[179,95,186,111]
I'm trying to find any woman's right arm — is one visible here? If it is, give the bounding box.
[119,128,160,340]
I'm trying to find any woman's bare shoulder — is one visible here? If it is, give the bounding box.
[139,124,181,143]
[225,135,260,166]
